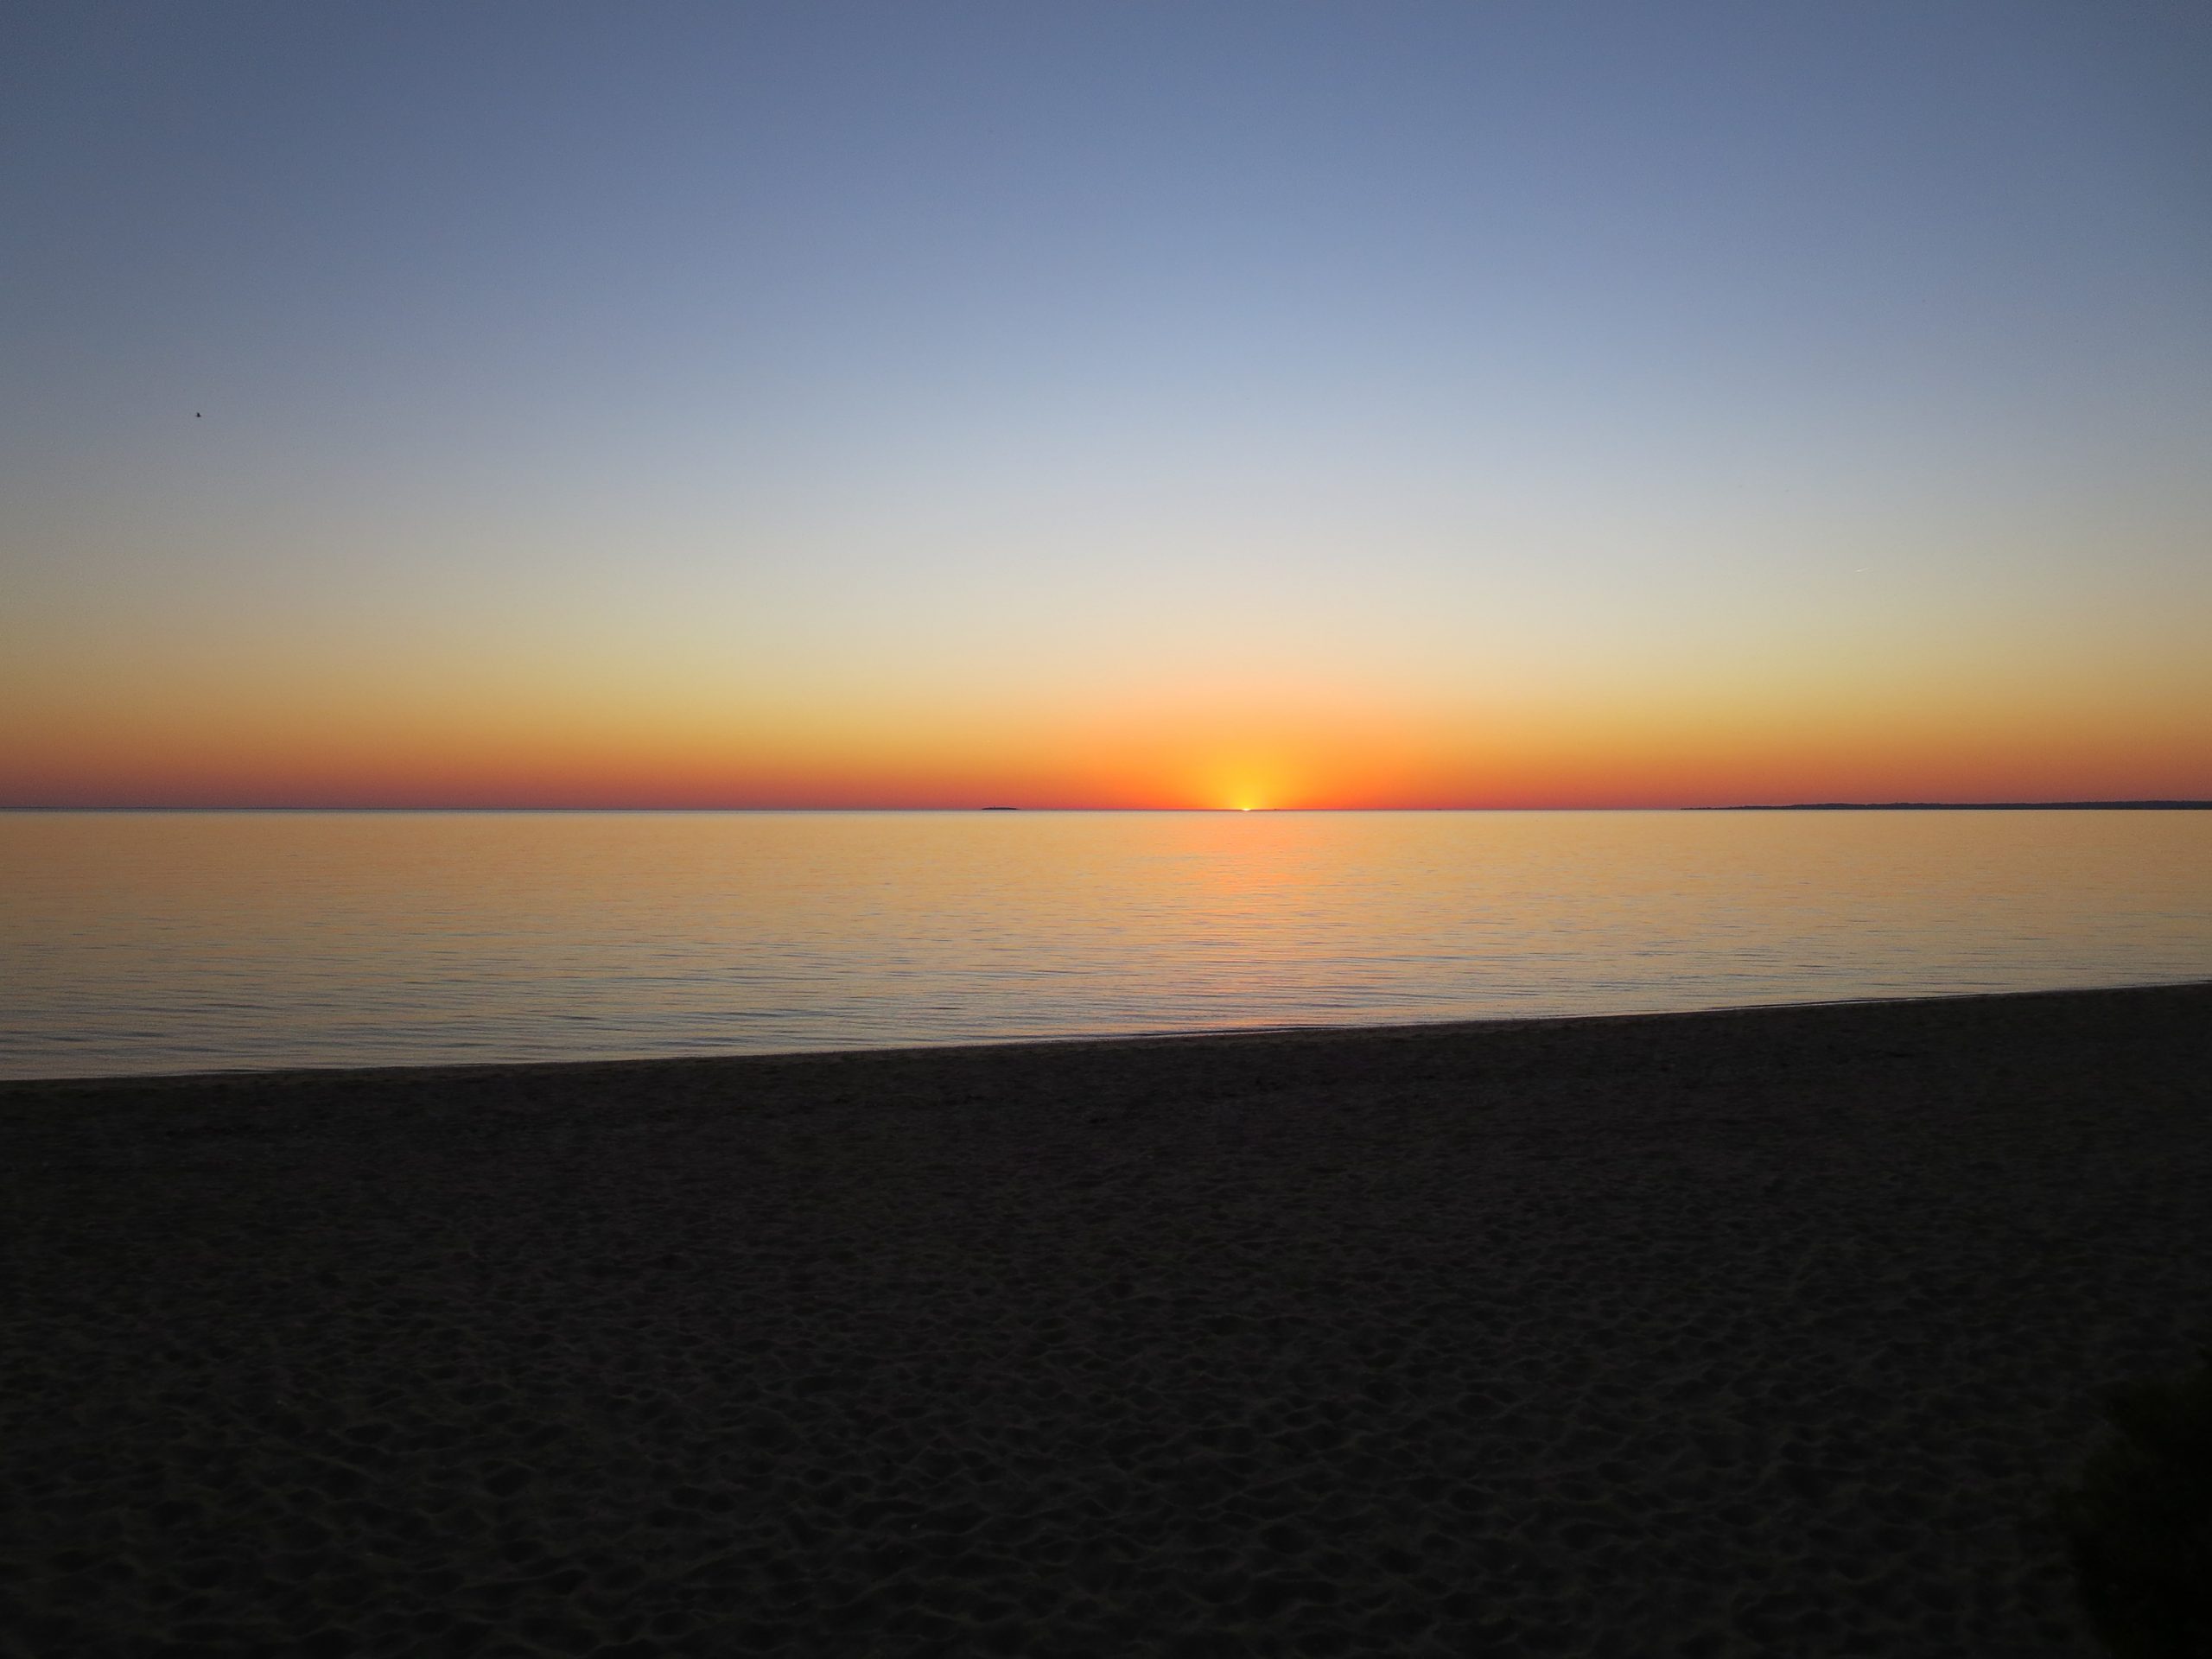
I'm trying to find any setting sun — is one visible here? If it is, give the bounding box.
[6,9,2211,1655]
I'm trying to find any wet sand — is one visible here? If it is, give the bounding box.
[4,983,2209,1656]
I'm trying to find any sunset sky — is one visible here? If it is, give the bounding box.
[4,2,2209,810]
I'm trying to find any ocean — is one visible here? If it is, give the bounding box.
[3,809,2208,1078]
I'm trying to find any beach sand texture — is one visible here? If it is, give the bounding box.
[3,983,2209,1656]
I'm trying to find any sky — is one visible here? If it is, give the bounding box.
[3,1,2209,809]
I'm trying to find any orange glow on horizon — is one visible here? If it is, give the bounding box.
[8,3,2211,823]
[4,594,2209,810]
[6,679,2209,810]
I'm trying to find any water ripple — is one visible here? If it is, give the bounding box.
[3,810,2208,1077]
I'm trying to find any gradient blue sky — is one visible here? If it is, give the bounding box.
[4,2,2209,805]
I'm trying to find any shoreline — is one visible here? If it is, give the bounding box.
[8,982,2211,1654]
[9,975,2210,1093]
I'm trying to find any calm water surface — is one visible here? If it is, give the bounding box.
[3,810,2208,1078]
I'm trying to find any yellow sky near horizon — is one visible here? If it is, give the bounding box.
[6,5,2210,809]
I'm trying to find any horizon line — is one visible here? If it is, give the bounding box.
[4,800,2209,815]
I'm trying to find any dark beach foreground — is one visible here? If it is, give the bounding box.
[4,986,2209,1657]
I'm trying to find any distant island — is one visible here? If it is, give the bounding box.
[1702,800,2211,811]
[982,804,1020,810]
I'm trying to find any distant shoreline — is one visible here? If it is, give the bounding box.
[1701,800,2212,811]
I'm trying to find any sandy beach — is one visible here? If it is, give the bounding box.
[3,982,2209,1656]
